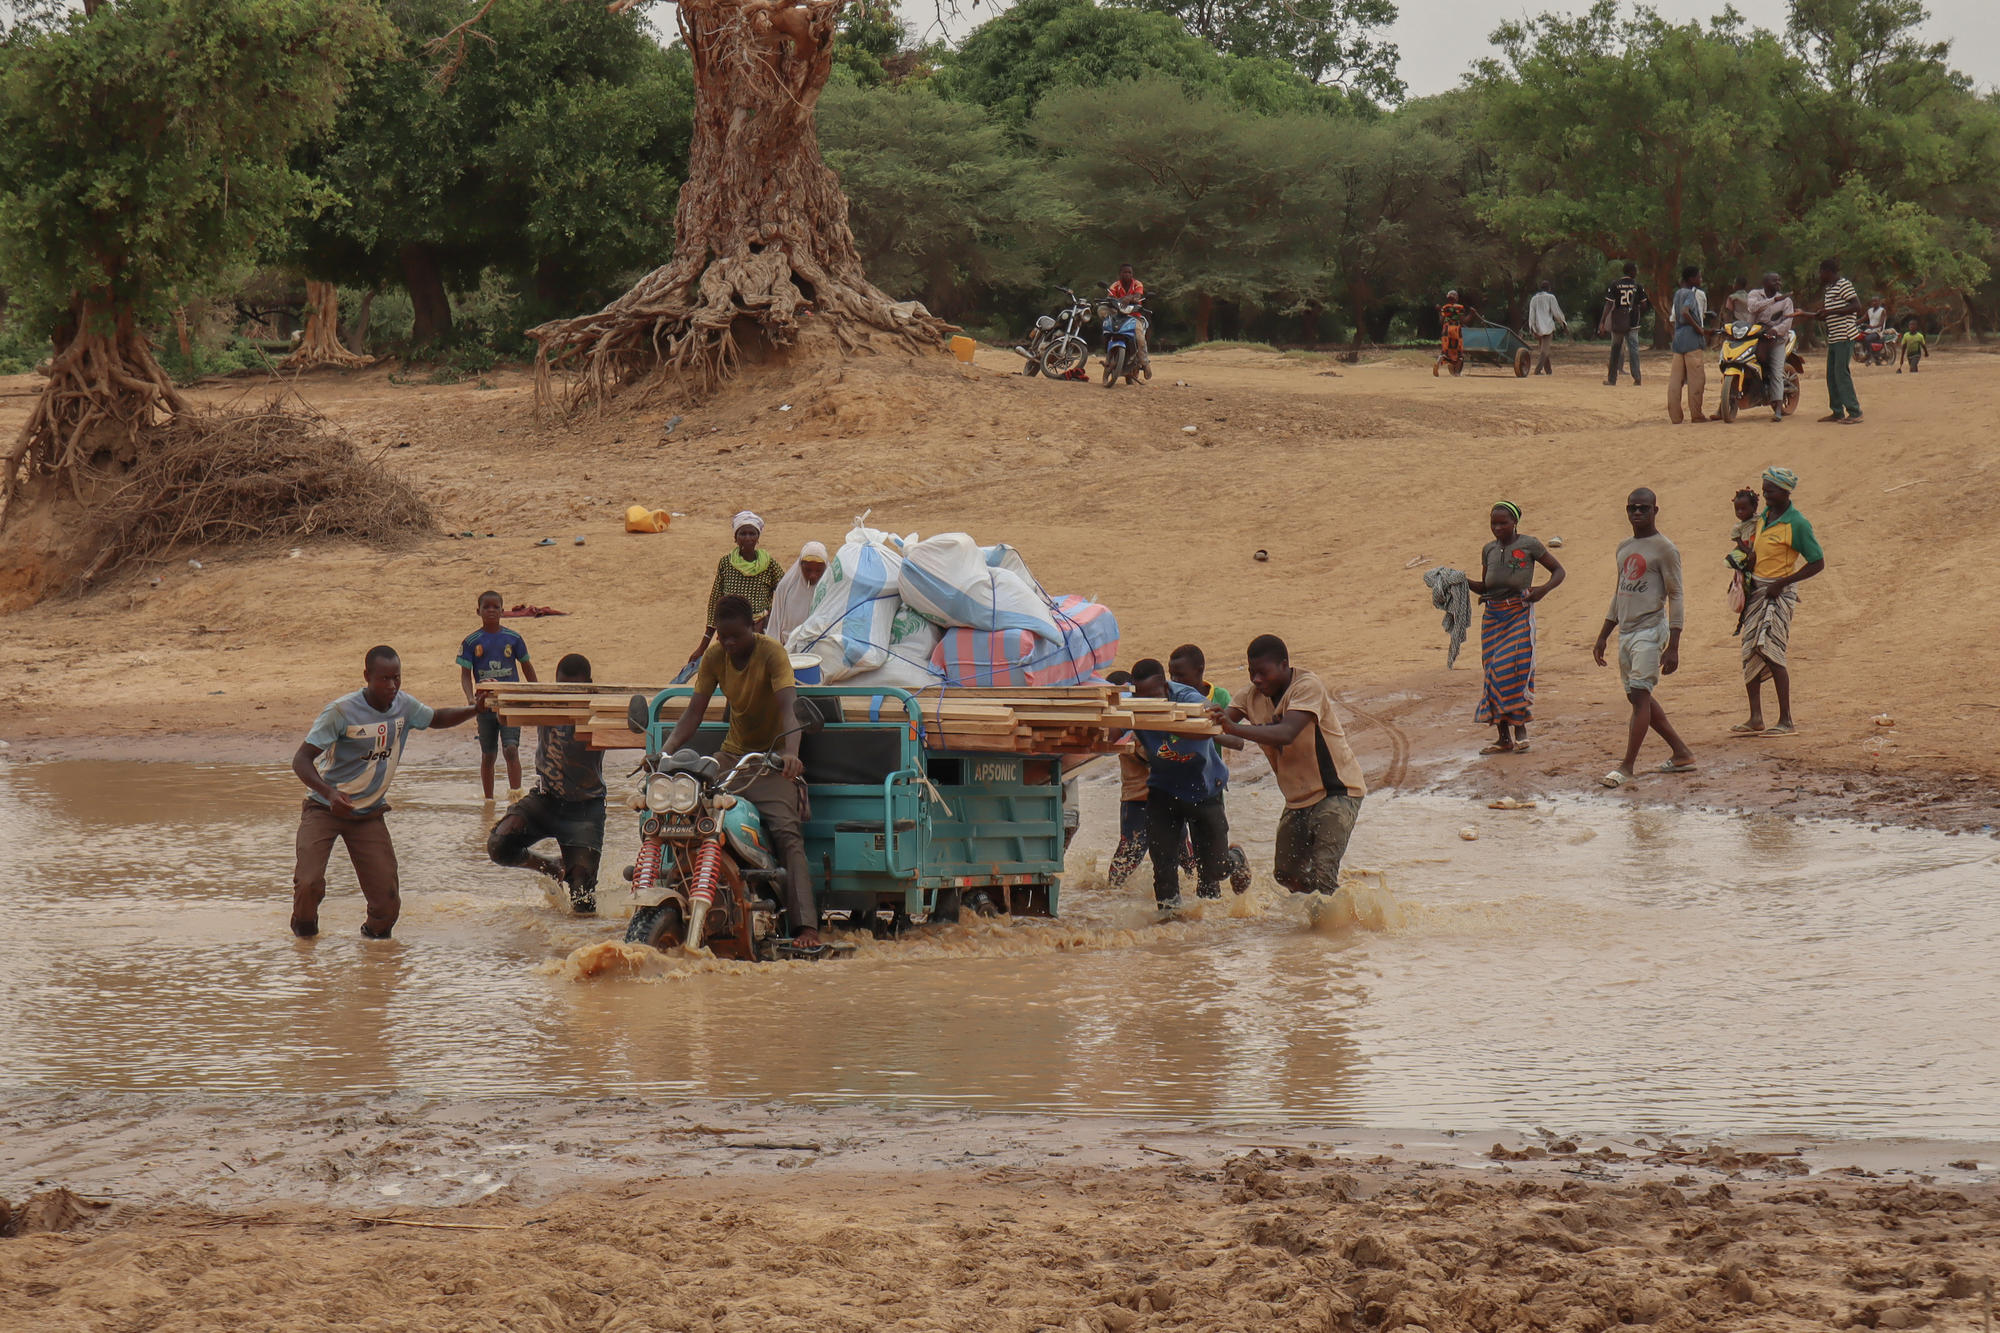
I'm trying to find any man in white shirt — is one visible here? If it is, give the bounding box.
[1526,281,1567,375]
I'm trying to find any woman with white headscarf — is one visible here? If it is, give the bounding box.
[682,511,786,669]
[769,541,830,646]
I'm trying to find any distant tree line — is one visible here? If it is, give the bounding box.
[3,0,1994,378]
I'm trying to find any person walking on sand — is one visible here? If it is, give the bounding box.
[290,647,484,939]
[1733,467,1826,738]
[1593,489,1693,788]
[1464,501,1565,756]
[683,512,785,675]
[1899,320,1926,373]
[1667,265,1710,423]
[1526,281,1566,375]
[1600,262,1647,386]
[1793,257,1865,424]
[1434,290,1477,376]
[1211,636,1367,900]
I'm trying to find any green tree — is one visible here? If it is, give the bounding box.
[1115,0,1402,101]
[820,81,1072,319]
[290,0,690,347]
[1029,77,1312,339]
[0,0,389,514]
[1471,2,1795,342]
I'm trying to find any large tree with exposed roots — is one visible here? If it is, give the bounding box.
[0,0,387,520]
[523,0,953,405]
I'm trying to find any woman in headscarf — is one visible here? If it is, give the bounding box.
[683,512,785,670]
[1464,500,1565,755]
[768,541,829,646]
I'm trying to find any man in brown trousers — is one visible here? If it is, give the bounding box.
[290,645,483,939]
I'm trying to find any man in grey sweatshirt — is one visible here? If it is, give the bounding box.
[1592,487,1695,787]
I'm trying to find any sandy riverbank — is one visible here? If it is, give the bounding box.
[2,345,1997,833]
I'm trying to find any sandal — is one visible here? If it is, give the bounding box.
[1601,769,1633,788]
[1479,743,1516,755]
[1512,741,1531,754]
[1762,722,1800,736]
[1728,722,1765,736]
[1655,758,1698,773]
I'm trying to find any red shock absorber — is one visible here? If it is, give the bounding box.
[687,840,723,906]
[630,836,662,897]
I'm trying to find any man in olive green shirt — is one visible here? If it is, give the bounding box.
[662,595,818,947]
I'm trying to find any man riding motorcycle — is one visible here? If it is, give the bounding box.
[1108,262,1151,380]
[659,594,820,950]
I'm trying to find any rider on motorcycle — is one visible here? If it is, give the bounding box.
[659,594,820,950]
[1744,273,1796,422]
[1108,263,1150,380]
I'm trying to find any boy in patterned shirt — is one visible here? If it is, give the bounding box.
[458,589,538,801]
[291,646,484,938]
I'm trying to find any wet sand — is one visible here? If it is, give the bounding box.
[6,1093,1999,1331]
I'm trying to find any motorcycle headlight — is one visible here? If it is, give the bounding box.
[1035,315,1056,330]
[645,772,702,814]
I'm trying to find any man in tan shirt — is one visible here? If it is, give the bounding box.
[1212,635,1366,897]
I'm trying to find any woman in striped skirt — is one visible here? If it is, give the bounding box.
[1466,501,1566,755]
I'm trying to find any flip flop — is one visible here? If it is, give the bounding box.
[1761,722,1800,736]
[1479,743,1516,755]
[1728,722,1766,736]
[1655,759,1698,773]
[1512,741,1531,754]
[1601,769,1633,788]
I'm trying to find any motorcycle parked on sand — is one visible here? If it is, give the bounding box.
[1715,320,1804,421]
[1014,286,1093,380]
[1098,291,1148,388]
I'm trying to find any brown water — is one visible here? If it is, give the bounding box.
[2,753,1996,1136]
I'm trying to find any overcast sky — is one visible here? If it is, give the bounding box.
[1388,0,1999,97]
[887,0,2000,98]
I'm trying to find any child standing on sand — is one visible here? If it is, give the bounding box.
[1899,323,1926,373]
[458,590,537,802]
[1727,488,1758,628]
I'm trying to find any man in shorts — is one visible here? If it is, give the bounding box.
[487,653,607,914]
[1592,488,1694,787]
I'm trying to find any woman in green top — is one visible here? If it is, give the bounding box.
[684,510,786,669]
[1464,500,1565,755]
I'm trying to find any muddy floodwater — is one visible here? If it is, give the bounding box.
[2,754,1995,1138]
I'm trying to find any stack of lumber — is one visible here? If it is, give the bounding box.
[476,682,1223,755]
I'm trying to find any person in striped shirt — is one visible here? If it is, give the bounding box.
[1795,257,1865,425]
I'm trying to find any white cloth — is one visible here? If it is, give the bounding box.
[769,542,828,645]
[731,510,763,535]
[1527,291,1567,337]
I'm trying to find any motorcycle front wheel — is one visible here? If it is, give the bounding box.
[1782,376,1801,417]
[626,901,686,950]
[1719,375,1739,422]
[1039,337,1086,379]
[1104,345,1126,387]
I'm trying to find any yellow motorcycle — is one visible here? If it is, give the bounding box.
[1715,320,1804,421]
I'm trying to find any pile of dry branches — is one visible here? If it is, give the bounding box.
[77,403,432,588]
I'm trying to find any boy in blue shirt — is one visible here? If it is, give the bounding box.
[291,645,484,938]
[457,590,537,801]
[1129,658,1233,911]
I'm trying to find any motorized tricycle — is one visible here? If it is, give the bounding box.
[620,686,1068,960]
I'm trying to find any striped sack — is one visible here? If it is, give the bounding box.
[929,597,1120,687]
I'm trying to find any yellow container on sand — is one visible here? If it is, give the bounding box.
[949,335,977,364]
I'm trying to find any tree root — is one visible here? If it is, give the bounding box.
[0,312,187,525]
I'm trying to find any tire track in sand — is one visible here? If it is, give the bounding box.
[1340,698,1411,790]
